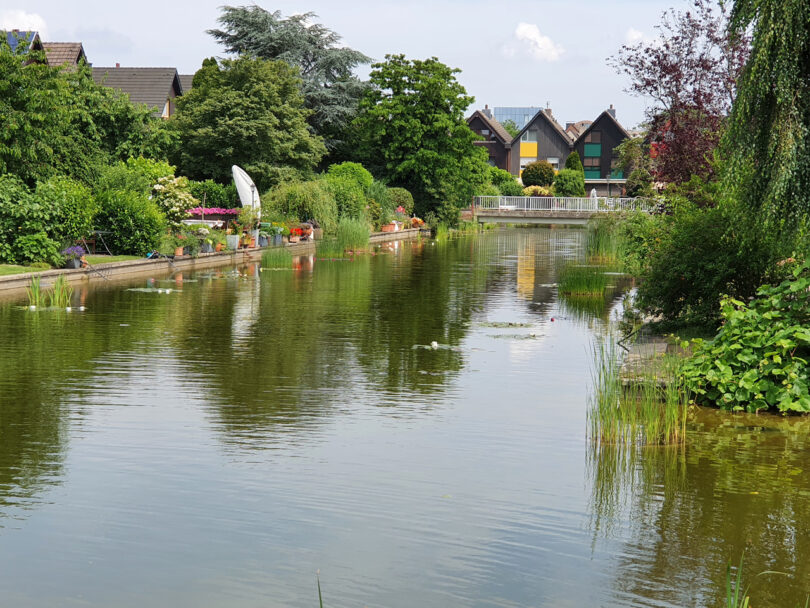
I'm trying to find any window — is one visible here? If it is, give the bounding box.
[481,129,490,136]
[584,130,601,143]
[584,143,602,157]
[520,157,537,169]
[547,157,559,170]
[583,157,600,168]
[521,130,537,142]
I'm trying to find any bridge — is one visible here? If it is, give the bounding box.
[472,196,655,225]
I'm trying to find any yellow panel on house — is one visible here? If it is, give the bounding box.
[520,142,538,157]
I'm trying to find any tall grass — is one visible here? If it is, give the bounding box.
[26,276,44,307]
[586,216,623,267]
[558,263,609,296]
[261,248,293,268]
[434,223,449,241]
[48,275,73,308]
[588,339,688,445]
[335,217,369,251]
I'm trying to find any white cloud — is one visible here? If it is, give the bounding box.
[0,9,48,39]
[504,22,564,63]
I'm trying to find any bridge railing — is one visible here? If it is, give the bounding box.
[473,196,655,213]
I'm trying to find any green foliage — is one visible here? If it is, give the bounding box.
[13,232,61,266]
[488,166,524,196]
[665,173,722,209]
[325,175,366,219]
[151,175,199,229]
[521,160,555,187]
[353,54,489,223]
[263,180,338,234]
[34,176,98,242]
[170,55,325,191]
[95,189,166,255]
[564,151,584,172]
[476,183,501,197]
[188,179,237,207]
[326,162,373,191]
[725,0,810,229]
[335,216,370,251]
[500,119,520,138]
[680,261,810,413]
[97,157,175,195]
[614,136,651,176]
[558,264,608,296]
[625,168,655,197]
[48,275,74,308]
[365,180,393,228]
[617,211,665,276]
[388,187,414,214]
[208,6,370,154]
[553,168,586,196]
[0,175,53,264]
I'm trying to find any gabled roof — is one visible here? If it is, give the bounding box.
[178,74,194,94]
[92,67,183,112]
[574,110,630,145]
[43,42,86,69]
[565,120,592,139]
[512,108,573,145]
[467,110,513,145]
[3,30,41,53]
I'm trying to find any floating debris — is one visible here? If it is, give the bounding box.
[478,321,534,328]
[126,287,178,294]
[487,333,541,340]
[413,343,460,351]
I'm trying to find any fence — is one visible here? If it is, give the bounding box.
[473,196,655,213]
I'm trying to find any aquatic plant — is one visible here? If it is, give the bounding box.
[261,248,293,269]
[586,216,623,266]
[335,217,369,251]
[434,223,449,241]
[558,263,609,296]
[26,276,44,307]
[48,275,73,308]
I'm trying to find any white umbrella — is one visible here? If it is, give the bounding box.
[232,165,261,221]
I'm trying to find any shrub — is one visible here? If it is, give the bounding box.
[13,232,61,266]
[553,168,586,196]
[617,211,665,276]
[326,162,373,191]
[522,160,555,187]
[476,183,501,197]
[366,180,393,218]
[564,151,583,172]
[151,175,199,229]
[96,157,175,195]
[34,176,98,243]
[625,168,654,197]
[488,166,524,196]
[95,189,166,255]
[523,185,553,196]
[0,175,53,264]
[388,187,415,214]
[325,175,367,219]
[263,180,338,234]
[188,179,237,207]
[680,261,810,413]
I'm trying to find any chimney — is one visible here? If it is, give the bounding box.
[608,104,616,118]
[115,62,120,68]
[482,104,492,118]
[544,108,553,118]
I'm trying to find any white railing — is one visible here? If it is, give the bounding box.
[473,196,656,213]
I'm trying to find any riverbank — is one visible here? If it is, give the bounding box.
[0,228,428,296]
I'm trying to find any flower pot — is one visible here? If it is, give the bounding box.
[174,246,184,257]
[289,235,300,243]
[226,235,240,250]
[215,243,223,252]
[381,224,395,233]
[272,234,283,246]
[249,238,257,248]
[258,236,268,247]
[201,242,214,253]
[313,228,323,240]
[64,258,82,269]
[251,229,260,242]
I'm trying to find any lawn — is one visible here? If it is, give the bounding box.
[84,255,141,265]
[0,264,47,276]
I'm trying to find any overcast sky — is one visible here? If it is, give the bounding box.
[3,0,685,128]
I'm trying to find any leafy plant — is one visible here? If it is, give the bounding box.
[521,160,555,187]
[680,261,810,413]
[151,175,199,229]
[488,166,524,196]
[324,174,366,219]
[264,180,337,234]
[326,162,373,191]
[388,187,415,215]
[95,189,166,255]
[564,151,584,172]
[48,274,73,308]
[188,179,237,207]
[14,232,61,266]
[523,185,552,196]
[35,176,98,243]
[553,168,586,196]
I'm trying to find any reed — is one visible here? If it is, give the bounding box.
[335,217,369,252]
[48,275,73,308]
[586,216,623,266]
[261,248,293,268]
[434,223,449,241]
[558,263,609,297]
[588,339,688,445]
[26,276,44,307]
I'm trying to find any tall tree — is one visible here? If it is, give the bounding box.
[610,0,749,184]
[208,6,370,155]
[723,0,810,227]
[352,55,489,223]
[169,56,325,191]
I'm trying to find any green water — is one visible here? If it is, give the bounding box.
[0,229,809,607]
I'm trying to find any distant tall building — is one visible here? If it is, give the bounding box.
[493,107,543,129]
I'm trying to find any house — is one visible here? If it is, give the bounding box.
[467,107,513,171]
[178,74,194,94]
[509,108,573,176]
[2,29,42,53]
[565,120,592,140]
[572,105,630,196]
[43,42,87,70]
[92,66,184,118]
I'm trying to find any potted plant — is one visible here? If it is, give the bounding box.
[173,234,186,257]
[61,245,85,269]
[258,230,269,247]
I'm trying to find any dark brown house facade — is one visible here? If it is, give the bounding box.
[467,110,512,171]
[572,107,630,192]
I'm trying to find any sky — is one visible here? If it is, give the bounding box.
[2,0,686,129]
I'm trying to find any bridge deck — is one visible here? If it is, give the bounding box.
[472,196,654,224]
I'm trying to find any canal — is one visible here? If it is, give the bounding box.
[1,228,808,607]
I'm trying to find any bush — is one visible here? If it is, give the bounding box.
[13,232,61,266]
[617,211,665,276]
[523,185,553,196]
[326,162,373,191]
[488,166,524,196]
[476,183,501,197]
[625,168,654,197]
[680,261,810,412]
[553,168,586,196]
[564,151,583,172]
[263,180,338,234]
[366,180,392,213]
[0,175,52,264]
[97,157,175,195]
[188,179,237,207]
[388,187,415,214]
[325,175,367,219]
[95,189,166,255]
[151,175,199,229]
[35,176,98,243]
[522,160,555,187]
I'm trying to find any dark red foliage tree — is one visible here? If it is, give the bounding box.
[609,0,750,185]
